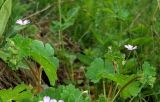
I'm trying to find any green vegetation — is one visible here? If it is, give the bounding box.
[0,0,160,102]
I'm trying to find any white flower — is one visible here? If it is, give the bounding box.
[43,96,50,102]
[40,96,64,102]
[124,44,137,51]
[58,100,64,102]
[50,99,57,102]
[16,19,30,25]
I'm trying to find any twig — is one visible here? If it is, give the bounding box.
[23,4,53,20]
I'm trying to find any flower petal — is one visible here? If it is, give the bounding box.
[43,96,50,102]
[23,20,30,25]
[50,99,57,102]
[58,100,64,102]
[124,45,129,49]
[124,44,137,51]
[16,19,30,25]
[133,46,137,50]
[16,19,23,25]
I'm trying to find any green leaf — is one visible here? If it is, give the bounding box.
[53,85,90,102]
[52,6,80,31]
[92,32,106,45]
[36,85,90,102]
[123,58,137,73]
[30,40,59,86]
[119,75,141,99]
[0,0,12,38]
[0,0,4,7]
[0,36,32,70]
[127,37,153,46]
[33,87,55,102]
[0,84,33,102]
[120,81,141,99]
[10,35,59,86]
[141,62,156,87]
[86,58,114,83]
[97,95,106,102]
[102,74,141,99]
[142,62,156,77]
[62,6,80,30]
[0,50,10,61]
[77,53,92,65]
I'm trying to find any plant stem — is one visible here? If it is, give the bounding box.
[38,66,42,85]
[122,51,132,73]
[103,80,107,101]
[23,4,52,20]
[108,83,113,102]
[58,0,63,50]
[70,63,74,82]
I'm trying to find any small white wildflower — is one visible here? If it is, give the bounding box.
[58,100,64,102]
[124,44,137,51]
[43,96,50,102]
[40,96,64,102]
[16,19,30,25]
[50,99,57,102]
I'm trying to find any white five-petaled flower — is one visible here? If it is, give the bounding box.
[124,44,137,51]
[16,19,30,25]
[39,96,64,102]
